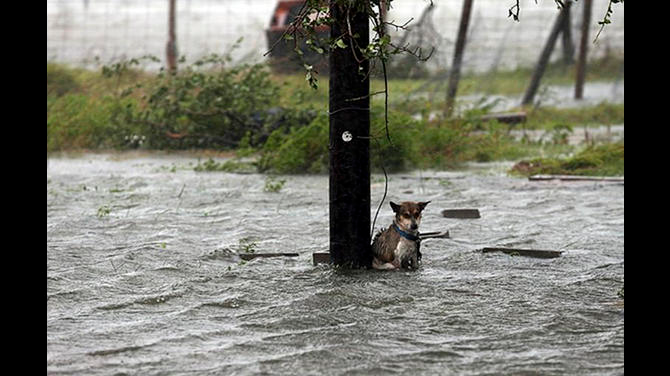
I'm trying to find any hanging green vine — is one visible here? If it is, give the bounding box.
[509,0,623,43]
[594,0,623,42]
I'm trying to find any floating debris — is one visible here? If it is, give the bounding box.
[481,247,562,259]
[442,209,480,219]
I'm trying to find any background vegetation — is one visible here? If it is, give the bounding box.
[47,55,624,176]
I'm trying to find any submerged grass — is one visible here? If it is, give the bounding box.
[193,158,255,173]
[510,142,624,177]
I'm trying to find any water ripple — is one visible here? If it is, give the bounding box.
[47,154,624,375]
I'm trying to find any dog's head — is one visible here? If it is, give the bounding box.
[390,201,430,232]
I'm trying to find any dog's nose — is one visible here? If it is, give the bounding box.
[410,222,418,230]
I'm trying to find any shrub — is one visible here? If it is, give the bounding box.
[257,105,433,174]
[110,55,282,150]
[47,63,80,97]
[257,112,329,174]
[255,102,534,174]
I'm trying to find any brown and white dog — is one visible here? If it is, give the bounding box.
[371,201,430,270]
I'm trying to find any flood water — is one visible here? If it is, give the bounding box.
[47,153,624,375]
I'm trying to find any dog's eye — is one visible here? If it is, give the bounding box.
[402,213,411,218]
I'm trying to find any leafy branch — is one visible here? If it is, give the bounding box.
[265,0,433,90]
[509,1,570,22]
[264,0,435,148]
[509,0,623,44]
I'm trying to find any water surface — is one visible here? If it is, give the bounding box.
[47,153,624,375]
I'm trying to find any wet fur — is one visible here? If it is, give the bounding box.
[371,201,430,270]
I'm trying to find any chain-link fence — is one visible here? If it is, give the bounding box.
[47,0,624,73]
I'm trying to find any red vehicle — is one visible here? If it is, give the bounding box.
[265,0,329,73]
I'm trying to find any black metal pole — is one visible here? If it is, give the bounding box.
[328,0,371,268]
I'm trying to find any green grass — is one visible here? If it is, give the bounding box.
[47,62,153,97]
[525,102,624,130]
[456,54,624,96]
[509,142,624,177]
[269,55,624,109]
[47,93,140,152]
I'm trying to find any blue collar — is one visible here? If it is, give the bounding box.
[393,223,420,242]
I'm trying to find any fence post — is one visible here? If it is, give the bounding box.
[166,0,177,73]
[574,0,592,99]
[445,0,474,117]
[560,0,575,66]
[328,1,371,268]
[521,4,570,106]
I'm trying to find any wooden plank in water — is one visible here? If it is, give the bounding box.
[529,174,624,182]
[481,247,562,259]
[312,252,331,266]
[420,230,450,239]
[239,253,299,261]
[442,209,480,219]
[480,112,527,124]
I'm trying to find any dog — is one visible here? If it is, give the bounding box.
[371,201,430,270]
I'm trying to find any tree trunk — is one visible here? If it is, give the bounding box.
[328,0,371,268]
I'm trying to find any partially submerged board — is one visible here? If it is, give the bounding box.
[314,245,562,266]
[529,174,624,182]
[312,252,331,265]
[420,230,450,239]
[312,228,450,266]
[239,253,299,261]
[480,247,562,258]
[479,111,527,124]
[441,209,480,219]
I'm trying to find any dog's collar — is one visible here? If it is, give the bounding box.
[393,223,420,242]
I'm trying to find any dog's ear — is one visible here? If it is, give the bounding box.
[390,201,401,213]
[418,201,431,212]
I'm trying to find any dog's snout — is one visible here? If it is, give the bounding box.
[410,221,418,230]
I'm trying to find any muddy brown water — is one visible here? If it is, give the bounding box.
[47,153,623,375]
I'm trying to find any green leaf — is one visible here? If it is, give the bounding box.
[380,34,391,45]
[335,39,347,49]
